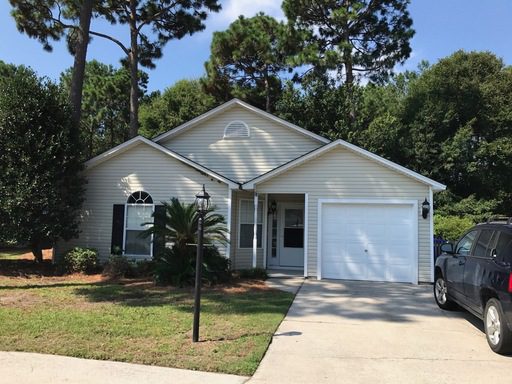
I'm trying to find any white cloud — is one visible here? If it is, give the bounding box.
[213,0,285,26]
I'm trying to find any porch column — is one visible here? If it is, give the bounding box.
[253,192,258,268]
[226,187,232,260]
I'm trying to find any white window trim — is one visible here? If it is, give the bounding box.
[223,120,250,139]
[238,198,263,249]
[123,203,155,258]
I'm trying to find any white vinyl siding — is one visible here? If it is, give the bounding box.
[256,146,433,283]
[55,143,229,261]
[161,105,322,183]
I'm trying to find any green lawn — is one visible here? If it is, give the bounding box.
[0,277,293,375]
[0,248,29,260]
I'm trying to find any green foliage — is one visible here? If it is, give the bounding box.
[238,268,268,280]
[153,245,230,286]
[146,197,230,286]
[63,247,99,274]
[139,79,216,138]
[102,255,132,278]
[283,0,414,85]
[203,13,298,111]
[0,66,85,262]
[142,197,228,251]
[60,60,148,159]
[434,215,475,242]
[102,255,155,278]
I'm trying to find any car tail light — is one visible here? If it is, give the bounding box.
[509,273,512,293]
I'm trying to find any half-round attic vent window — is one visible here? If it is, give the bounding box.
[223,121,250,139]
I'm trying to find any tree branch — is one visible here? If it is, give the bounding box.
[89,30,130,55]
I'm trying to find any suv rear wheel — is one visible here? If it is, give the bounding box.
[434,275,456,310]
[484,298,512,354]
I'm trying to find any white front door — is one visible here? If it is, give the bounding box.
[278,204,304,267]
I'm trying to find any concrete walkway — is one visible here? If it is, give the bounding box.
[0,351,248,384]
[249,279,512,384]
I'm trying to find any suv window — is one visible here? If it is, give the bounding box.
[456,230,477,256]
[494,231,512,263]
[473,230,494,258]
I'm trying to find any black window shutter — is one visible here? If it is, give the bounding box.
[153,205,166,257]
[111,204,125,254]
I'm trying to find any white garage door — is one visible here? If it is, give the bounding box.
[320,202,416,283]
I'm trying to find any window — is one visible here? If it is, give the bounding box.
[456,230,477,256]
[124,191,154,256]
[473,230,494,258]
[239,199,263,248]
[495,232,512,263]
[224,121,249,139]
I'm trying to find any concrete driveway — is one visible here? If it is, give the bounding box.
[249,280,512,384]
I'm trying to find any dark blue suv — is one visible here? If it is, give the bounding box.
[434,220,512,354]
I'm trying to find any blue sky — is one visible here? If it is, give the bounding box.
[1,0,511,92]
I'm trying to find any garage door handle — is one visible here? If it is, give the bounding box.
[364,249,368,253]
[458,260,465,265]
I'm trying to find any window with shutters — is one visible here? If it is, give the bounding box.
[223,121,250,139]
[124,191,154,257]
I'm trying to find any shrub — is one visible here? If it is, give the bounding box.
[102,254,132,278]
[434,214,475,241]
[103,255,155,278]
[62,247,98,273]
[238,268,268,280]
[153,245,231,286]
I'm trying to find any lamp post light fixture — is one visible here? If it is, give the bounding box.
[421,198,430,219]
[192,184,210,343]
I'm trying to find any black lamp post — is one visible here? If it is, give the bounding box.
[192,184,210,342]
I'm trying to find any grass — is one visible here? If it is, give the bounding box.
[0,248,29,260]
[0,275,293,375]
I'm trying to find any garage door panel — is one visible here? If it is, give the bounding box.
[321,202,416,283]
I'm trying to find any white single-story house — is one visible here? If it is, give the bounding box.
[57,99,446,283]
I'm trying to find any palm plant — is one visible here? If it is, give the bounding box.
[142,197,228,251]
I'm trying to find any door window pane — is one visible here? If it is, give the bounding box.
[456,230,477,256]
[473,230,494,258]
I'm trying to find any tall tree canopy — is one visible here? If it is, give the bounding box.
[0,66,85,261]
[400,51,512,215]
[95,0,221,137]
[10,0,94,132]
[60,60,148,159]
[282,0,414,85]
[139,79,216,138]
[203,13,298,111]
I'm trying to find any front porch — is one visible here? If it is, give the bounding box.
[228,191,306,276]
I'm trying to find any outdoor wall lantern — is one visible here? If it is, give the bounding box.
[192,184,210,342]
[268,200,277,216]
[421,198,430,219]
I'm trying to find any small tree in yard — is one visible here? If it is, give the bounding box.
[0,67,85,262]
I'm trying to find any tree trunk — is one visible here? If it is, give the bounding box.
[341,0,355,126]
[69,0,94,139]
[128,0,139,138]
[31,243,43,263]
[264,68,270,112]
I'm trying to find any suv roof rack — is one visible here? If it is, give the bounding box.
[482,216,512,225]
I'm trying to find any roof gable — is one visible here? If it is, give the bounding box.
[152,98,330,145]
[243,139,446,191]
[85,136,238,188]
